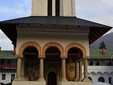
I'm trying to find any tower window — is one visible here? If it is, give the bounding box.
[56,0,60,16]
[48,0,52,16]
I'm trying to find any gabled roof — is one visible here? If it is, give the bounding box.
[0,16,112,46]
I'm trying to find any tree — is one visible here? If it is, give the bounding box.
[99,41,107,54]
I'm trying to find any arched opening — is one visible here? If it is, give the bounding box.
[98,77,105,82]
[45,47,61,84]
[48,72,57,85]
[66,47,83,81]
[45,47,61,61]
[23,46,39,81]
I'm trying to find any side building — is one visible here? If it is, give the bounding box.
[0,48,16,84]
[89,48,113,85]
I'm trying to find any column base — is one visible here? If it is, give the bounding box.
[12,80,46,85]
[37,78,45,82]
[78,78,82,81]
[60,78,67,82]
[82,78,91,82]
[59,81,92,85]
[14,77,23,81]
[74,78,79,81]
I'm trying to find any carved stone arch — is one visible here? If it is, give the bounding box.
[65,43,86,57]
[42,42,64,57]
[18,41,41,57]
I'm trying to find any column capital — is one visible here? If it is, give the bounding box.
[83,56,90,59]
[61,55,67,59]
[16,54,23,58]
[38,55,45,59]
[79,58,83,61]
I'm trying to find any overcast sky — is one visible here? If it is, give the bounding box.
[0,0,113,50]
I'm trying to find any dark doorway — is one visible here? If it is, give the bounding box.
[48,72,56,85]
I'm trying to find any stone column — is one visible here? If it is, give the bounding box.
[21,58,25,80]
[74,61,79,81]
[16,55,22,80]
[38,58,45,81]
[61,58,67,81]
[78,59,82,81]
[83,58,90,82]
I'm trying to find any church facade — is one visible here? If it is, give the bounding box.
[0,0,111,85]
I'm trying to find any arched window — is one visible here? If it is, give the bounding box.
[98,77,105,82]
[89,61,93,66]
[96,61,100,66]
[107,61,112,66]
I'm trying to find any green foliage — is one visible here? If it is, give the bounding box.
[99,41,106,49]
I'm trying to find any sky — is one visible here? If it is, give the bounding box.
[0,0,113,50]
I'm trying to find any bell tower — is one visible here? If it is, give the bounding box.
[32,0,75,16]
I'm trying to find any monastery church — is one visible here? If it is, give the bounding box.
[0,0,111,85]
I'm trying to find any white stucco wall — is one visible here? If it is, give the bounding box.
[0,73,16,84]
[16,25,90,56]
[88,66,113,84]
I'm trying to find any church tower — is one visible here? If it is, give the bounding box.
[32,0,75,16]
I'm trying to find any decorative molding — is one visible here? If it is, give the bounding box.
[42,42,64,57]
[18,41,41,57]
[65,43,86,57]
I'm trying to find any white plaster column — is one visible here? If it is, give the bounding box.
[83,58,90,82]
[16,55,22,80]
[74,60,79,81]
[32,0,47,16]
[78,59,82,81]
[52,0,55,16]
[38,58,45,81]
[60,0,75,16]
[61,58,67,81]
